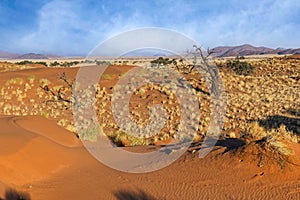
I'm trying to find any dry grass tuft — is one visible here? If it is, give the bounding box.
[109,130,150,147]
[242,122,298,156]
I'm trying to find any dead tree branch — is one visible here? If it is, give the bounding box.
[40,72,74,109]
[60,72,73,88]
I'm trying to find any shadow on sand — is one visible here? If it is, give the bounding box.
[188,137,246,154]
[0,188,31,200]
[216,138,246,152]
[114,189,156,200]
[258,114,300,135]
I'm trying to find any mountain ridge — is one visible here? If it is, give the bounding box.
[211,44,300,57]
[0,51,61,59]
[0,44,300,59]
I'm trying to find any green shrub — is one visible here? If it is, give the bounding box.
[221,59,255,75]
[16,60,47,66]
[15,60,33,65]
[50,61,60,67]
[36,61,48,66]
[150,57,174,65]
[96,60,111,65]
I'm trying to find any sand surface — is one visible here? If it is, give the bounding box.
[0,115,298,199]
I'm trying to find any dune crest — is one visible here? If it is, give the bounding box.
[0,115,81,186]
[14,115,81,148]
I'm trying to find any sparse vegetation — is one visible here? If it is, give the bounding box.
[218,59,255,75]
[96,60,111,65]
[5,77,24,85]
[150,57,176,66]
[241,122,298,164]
[244,122,298,144]
[27,75,35,84]
[109,130,150,146]
[16,60,48,67]
[39,78,51,86]
[50,61,60,67]
[78,124,101,141]
[49,61,81,67]
[102,74,112,80]
[0,56,298,165]
[40,111,49,118]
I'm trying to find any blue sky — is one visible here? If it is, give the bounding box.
[0,0,299,55]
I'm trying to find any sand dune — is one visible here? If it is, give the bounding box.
[14,116,80,147]
[0,116,80,187]
[0,115,298,199]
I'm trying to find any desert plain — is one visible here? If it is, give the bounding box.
[0,55,299,200]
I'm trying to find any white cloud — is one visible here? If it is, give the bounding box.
[16,0,92,55]
[7,0,300,55]
[90,28,197,56]
[189,0,300,48]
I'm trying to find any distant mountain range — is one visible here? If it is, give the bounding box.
[0,52,60,59]
[0,44,300,59]
[211,44,300,57]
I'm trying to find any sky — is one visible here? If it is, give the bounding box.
[0,0,299,56]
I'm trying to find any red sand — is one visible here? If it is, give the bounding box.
[0,115,299,199]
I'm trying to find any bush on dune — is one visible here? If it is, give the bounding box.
[242,122,298,157]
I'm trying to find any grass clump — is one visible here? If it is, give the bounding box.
[110,130,150,147]
[39,78,51,86]
[27,75,35,84]
[219,59,255,75]
[5,77,24,85]
[40,111,49,119]
[242,122,298,156]
[79,124,102,141]
[102,74,112,80]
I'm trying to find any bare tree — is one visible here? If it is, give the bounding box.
[187,45,226,156]
[41,72,74,109]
